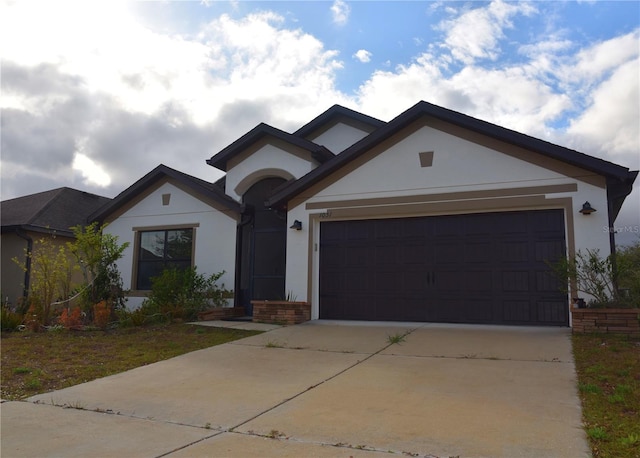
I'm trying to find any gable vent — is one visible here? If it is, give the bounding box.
[419,151,434,167]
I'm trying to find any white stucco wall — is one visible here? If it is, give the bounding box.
[284,123,613,319]
[225,144,317,201]
[308,122,372,154]
[104,181,237,310]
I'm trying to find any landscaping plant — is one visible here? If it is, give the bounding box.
[551,240,640,308]
[12,234,74,325]
[141,267,231,322]
[68,222,129,319]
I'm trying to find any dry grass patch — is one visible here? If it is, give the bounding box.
[573,333,640,458]
[1,324,261,400]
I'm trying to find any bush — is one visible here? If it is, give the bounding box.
[93,301,111,329]
[1,306,23,332]
[58,307,83,330]
[141,268,231,322]
[616,240,640,306]
[551,241,640,308]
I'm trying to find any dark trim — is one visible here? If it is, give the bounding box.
[234,204,254,308]
[89,164,241,223]
[206,123,334,172]
[1,224,73,238]
[304,183,578,210]
[293,104,385,139]
[265,101,638,209]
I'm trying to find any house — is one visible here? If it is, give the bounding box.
[1,187,111,307]
[92,101,637,327]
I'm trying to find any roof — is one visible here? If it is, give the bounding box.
[266,100,638,211]
[89,164,242,223]
[293,104,386,139]
[1,187,111,236]
[206,123,334,172]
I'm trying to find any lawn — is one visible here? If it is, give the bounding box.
[1,324,261,401]
[572,333,640,458]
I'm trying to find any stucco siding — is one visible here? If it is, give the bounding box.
[225,144,316,201]
[105,182,237,309]
[284,123,612,319]
[309,125,592,200]
[308,121,371,154]
[1,233,28,307]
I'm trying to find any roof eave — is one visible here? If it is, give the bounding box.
[266,101,638,209]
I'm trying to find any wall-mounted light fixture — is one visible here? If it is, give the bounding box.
[579,201,597,215]
[290,220,302,230]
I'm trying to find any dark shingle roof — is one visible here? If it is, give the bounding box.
[206,123,334,172]
[89,164,241,223]
[1,187,111,236]
[293,104,385,139]
[266,100,638,214]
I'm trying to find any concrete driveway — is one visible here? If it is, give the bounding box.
[1,322,590,458]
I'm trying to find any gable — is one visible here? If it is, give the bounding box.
[267,101,637,211]
[224,138,321,201]
[302,120,605,206]
[305,120,375,154]
[103,177,239,224]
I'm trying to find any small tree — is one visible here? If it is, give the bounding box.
[552,245,640,308]
[616,239,640,305]
[13,234,75,325]
[68,222,129,317]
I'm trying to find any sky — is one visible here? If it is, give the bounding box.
[1,0,639,244]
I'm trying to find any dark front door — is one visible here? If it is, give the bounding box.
[239,178,287,314]
[319,209,568,326]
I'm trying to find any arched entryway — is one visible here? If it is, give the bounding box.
[237,177,287,314]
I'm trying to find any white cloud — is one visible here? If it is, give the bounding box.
[353,49,372,63]
[72,152,112,187]
[438,0,537,64]
[567,58,640,158]
[331,0,350,26]
[0,2,349,200]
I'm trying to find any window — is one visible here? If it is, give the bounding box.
[136,228,193,290]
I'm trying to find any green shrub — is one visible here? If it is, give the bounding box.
[550,242,640,308]
[1,306,23,332]
[141,268,231,322]
[616,240,640,306]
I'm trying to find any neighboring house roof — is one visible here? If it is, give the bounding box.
[293,104,386,139]
[90,164,242,223]
[206,123,335,172]
[265,100,638,218]
[1,187,111,237]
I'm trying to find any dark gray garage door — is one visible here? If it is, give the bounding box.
[319,209,568,326]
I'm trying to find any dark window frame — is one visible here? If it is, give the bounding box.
[132,225,197,291]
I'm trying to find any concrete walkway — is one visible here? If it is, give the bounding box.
[1,322,590,458]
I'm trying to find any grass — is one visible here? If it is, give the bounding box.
[387,332,407,345]
[1,323,261,400]
[572,333,640,458]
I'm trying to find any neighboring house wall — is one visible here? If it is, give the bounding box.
[104,181,238,309]
[284,121,613,319]
[1,231,81,308]
[1,233,28,307]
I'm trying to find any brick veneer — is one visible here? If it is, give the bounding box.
[197,306,245,321]
[571,308,640,336]
[251,300,311,325]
